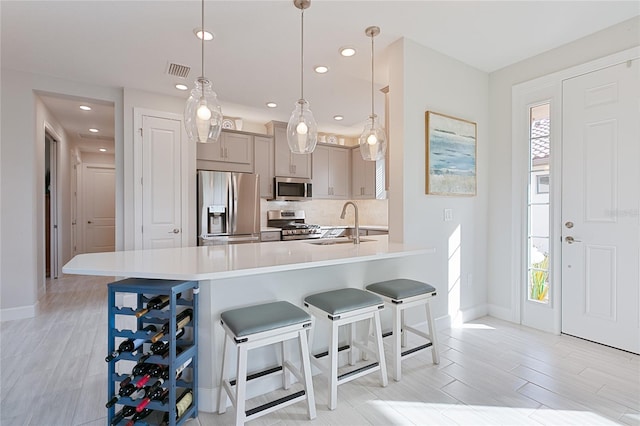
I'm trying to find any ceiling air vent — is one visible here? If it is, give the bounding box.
[166,62,191,79]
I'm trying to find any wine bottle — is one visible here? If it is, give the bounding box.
[110,405,135,426]
[150,328,185,354]
[106,382,137,408]
[105,324,157,362]
[150,309,193,343]
[119,362,152,388]
[135,292,182,318]
[160,388,193,425]
[135,386,169,412]
[125,406,155,426]
[134,364,163,389]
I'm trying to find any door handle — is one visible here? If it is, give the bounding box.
[87,221,92,224]
[169,228,180,234]
[565,236,582,244]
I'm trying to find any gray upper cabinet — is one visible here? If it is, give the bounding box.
[351,146,382,199]
[313,144,350,199]
[254,135,274,198]
[267,121,311,179]
[197,130,254,173]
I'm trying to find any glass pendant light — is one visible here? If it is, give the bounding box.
[359,26,387,161]
[287,0,317,154]
[185,0,223,144]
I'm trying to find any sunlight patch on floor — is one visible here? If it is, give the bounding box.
[451,322,496,330]
[365,400,621,425]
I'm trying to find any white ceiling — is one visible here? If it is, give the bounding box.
[2,1,638,151]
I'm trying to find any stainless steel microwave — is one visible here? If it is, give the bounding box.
[273,177,312,201]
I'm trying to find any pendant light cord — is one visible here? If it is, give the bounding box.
[201,0,205,78]
[300,7,305,100]
[370,32,374,118]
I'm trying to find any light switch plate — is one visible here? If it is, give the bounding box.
[444,208,453,222]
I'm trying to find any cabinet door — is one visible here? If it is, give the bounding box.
[254,136,274,198]
[351,147,376,199]
[196,137,223,162]
[290,151,312,178]
[197,131,253,173]
[271,121,312,178]
[312,145,330,198]
[329,147,349,198]
[273,124,292,176]
[223,132,253,169]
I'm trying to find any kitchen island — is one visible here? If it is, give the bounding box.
[63,236,434,412]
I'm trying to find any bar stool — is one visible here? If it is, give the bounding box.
[218,301,316,425]
[366,279,440,381]
[304,288,388,410]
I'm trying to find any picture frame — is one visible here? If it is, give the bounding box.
[425,111,477,196]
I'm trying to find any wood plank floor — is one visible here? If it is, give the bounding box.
[1,275,638,425]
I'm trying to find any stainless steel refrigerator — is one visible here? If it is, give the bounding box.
[197,170,260,245]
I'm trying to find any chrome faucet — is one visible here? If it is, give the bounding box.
[340,201,360,244]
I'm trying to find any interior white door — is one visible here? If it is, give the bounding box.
[561,59,639,353]
[142,115,183,249]
[83,164,116,253]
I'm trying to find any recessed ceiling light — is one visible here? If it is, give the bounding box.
[89,128,99,133]
[333,115,344,121]
[194,28,214,41]
[339,47,356,57]
[314,65,329,74]
[175,83,189,91]
[99,148,107,152]
[79,105,92,111]
[266,102,277,108]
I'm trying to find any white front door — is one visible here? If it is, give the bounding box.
[561,59,639,353]
[83,164,116,253]
[141,115,183,249]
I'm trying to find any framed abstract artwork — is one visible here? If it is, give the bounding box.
[425,111,477,196]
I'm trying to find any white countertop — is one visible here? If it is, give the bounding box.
[62,236,433,281]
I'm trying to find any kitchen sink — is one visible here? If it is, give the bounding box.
[305,238,376,245]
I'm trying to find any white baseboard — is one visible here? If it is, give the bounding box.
[0,301,39,322]
[459,304,489,323]
[488,304,516,323]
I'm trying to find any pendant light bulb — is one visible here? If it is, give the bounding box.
[287,0,317,154]
[359,26,386,161]
[185,0,223,144]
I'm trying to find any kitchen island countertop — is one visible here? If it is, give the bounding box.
[62,235,432,281]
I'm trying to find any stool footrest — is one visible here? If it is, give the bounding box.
[401,342,432,358]
[337,362,379,381]
[245,390,306,417]
[229,365,283,386]
[313,344,350,359]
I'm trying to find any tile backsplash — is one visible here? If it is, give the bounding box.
[261,199,388,227]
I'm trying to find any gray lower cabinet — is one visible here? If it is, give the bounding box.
[312,144,350,199]
[254,136,274,198]
[197,130,254,173]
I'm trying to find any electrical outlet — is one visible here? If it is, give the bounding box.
[444,208,453,222]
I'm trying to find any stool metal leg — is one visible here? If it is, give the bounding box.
[298,329,317,419]
[425,301,440,364]
[218,334,230,414]
[401,309,407,348]
[372,311,388,387]
[328,320,339,410]
[392,304,402,381]
[281,340,290,390]
[234,344,248,426]
[348,322,356,366]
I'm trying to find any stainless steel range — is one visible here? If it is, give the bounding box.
[267,210,322,241]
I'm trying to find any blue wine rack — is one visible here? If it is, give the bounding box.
[107,278,199,426]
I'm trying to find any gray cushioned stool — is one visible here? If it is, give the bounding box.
[218,301,316,425]
[366,279,440,381]
[304,288,387,410]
